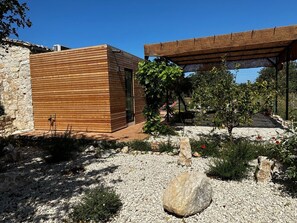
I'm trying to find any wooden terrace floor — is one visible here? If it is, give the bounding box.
[19,122,148,142]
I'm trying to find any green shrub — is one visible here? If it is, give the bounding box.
[190,135,220,157]
[272,133,297,182]
[158,141,178,153]
[158,124,177,136]
[71,186,122,223]
[97,140,127,151]
[42,131,83,163]
[128,140,151,151]
[207,140,255,180]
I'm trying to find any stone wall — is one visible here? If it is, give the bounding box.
[0,45,34,132]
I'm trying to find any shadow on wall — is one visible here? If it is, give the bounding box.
[0,104,4,116]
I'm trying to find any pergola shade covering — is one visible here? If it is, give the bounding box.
[144,25,297,72]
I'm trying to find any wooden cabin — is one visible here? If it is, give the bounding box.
[30,44,146,132]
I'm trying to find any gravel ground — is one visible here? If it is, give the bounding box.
[1,126,296,223]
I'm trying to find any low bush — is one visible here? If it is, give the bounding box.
[97,140,127,151]
[190,135,221,157]
[158,141,178,153]
[272,133,297,182]
[128,140,151,151]
[158,124,177,136]
[207,140,257,180]
[42,131,83,163]
[71,186,122,223]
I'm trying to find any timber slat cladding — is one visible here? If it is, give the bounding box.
[30,45,112,132]
[30,44,146,133]
[107,46,145,131]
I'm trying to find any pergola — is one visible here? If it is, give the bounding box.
[144,25,297,120]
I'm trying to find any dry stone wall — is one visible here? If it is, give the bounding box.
[0,45,34,132]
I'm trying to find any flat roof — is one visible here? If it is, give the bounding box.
[144,25,297,71]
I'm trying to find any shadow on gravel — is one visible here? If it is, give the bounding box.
[273,179,297,198]
[0,137,120,222]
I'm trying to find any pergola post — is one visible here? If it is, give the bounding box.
[285,48,290,120]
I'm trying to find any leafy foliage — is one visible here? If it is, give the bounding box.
[257,61,297,96]
[71,186,122,223]
[158,140,178,153]
[128,140,151,151]
[193,60,273,136]
[42,131,84,163]
[0,0,31,41]
[96,140,127,151]
[272,132,297,182]
[190,135,221,157]
[207,140,257,180]
[136,58,182,134]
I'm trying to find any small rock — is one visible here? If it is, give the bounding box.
[121,146,129,153]
[168,152,174,156]
[151,141,159,151]
[193,152,201,157]
[172,149,179,155]
[131,150,138,155]
[163,172,212,217]
[154,152,160,155]
[177,137,192,167]
[85,145,96,153]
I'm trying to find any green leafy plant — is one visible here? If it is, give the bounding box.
[193,59,274,137]
[136,58,182,135]
[42,130,83,163]
[0,0,32,41]
[207,140,257,180]
[158,140,178,153]
[97,140,127,151]
[190,136,221,157]
[272,133,297,182]
[128,140,151,151]
[71,186,122,223]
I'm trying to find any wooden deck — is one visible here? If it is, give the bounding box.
[19,122,148,142]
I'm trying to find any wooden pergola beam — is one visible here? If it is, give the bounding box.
[144,25,297,58]
[171,47,285,62]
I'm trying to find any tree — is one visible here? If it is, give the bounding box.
[0,0,31,42]
[256,61,297,95]
[193,61,271,137]
[136,58,182,134]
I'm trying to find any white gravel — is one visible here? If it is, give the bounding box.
[1,126,296,223]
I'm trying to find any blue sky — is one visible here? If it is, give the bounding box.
[16,0,297,83]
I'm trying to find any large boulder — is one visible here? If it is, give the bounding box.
[177,137,192,167]
[163,172,212,217]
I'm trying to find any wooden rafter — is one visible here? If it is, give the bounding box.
[144,25,297,71]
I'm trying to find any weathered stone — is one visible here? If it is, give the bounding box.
[163,172,212,217]
[151,141,159,151]
[121,146,129,153]
[193,152,201,157]
[0,44,35,133]
[255,156,275,183]
[173,148,179,155]
[177,137,192,167]
[85,145,96,153]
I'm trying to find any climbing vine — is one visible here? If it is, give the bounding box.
[136,58,182,134]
